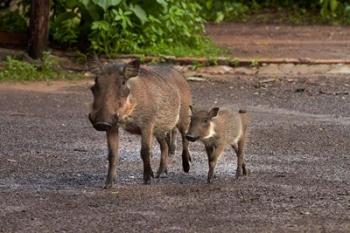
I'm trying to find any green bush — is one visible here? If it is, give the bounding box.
[195,0,251,23]
[0,10,27,33]
[2,0,350,58]
[49,0,219,56]
[51,12,80,44]
[194,0,350,24]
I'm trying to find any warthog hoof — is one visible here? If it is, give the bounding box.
[242,164,249,176]
[183,160,190,173]
[182,151,191,173]
[143,169,154,184]
[207,177,213,184]
[155,168,168,178]
[236,166,249,179]
[235,168,242,179]
[104,183,113,189]
[104,176,115,189]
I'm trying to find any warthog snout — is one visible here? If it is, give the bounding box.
[94,122,112,131]
[185,133,199,142]
[89,113,115,131]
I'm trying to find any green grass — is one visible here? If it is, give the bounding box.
[0,54,84,81]
[119,38,224,58]
[229,7,350,25]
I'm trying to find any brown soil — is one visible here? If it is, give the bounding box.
[206,23,350,60]
[1,71,350,232]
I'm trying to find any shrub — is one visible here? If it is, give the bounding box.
[2,0,350,57]
[49,0,218,56]
[0,10,27,33]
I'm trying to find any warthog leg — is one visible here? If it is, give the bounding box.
[179,126,191,173]
[232,137,247,179]
[166,129,177,156]
[140,126,154,184]
[104,126,119,189]
[206,144,225,184]
[156,136,169,178]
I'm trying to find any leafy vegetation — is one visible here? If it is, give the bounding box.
[0,10,27,33]
[49,0,220,56]
[1,0,350,58]
[195,0,350,24]
[195,0,251,23]
[0,53,83,81]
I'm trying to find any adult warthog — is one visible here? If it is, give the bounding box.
[89,60,192,188]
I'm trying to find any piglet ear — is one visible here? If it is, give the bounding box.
[123,59,140,79]
[209,107,219,118]
[189,105,195,114]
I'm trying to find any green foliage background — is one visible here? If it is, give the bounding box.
[50,0,219,56]
[0,0,350,56]
[197,0,350,23]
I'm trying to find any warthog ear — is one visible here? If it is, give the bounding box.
[94,53,103,70]
[209,107,219,118]
[123,59,140,79]
[189,105,196,114]
[88,53,103,74]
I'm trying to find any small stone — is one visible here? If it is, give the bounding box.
[300,211,311,215]
[198,65,233,75]
[186,76,206,82]
[84,72,95,78]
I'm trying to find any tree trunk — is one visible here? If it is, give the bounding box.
[28,0,50,59]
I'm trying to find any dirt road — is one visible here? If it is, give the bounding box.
[0,71,349,232]
[207,23,350,60]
